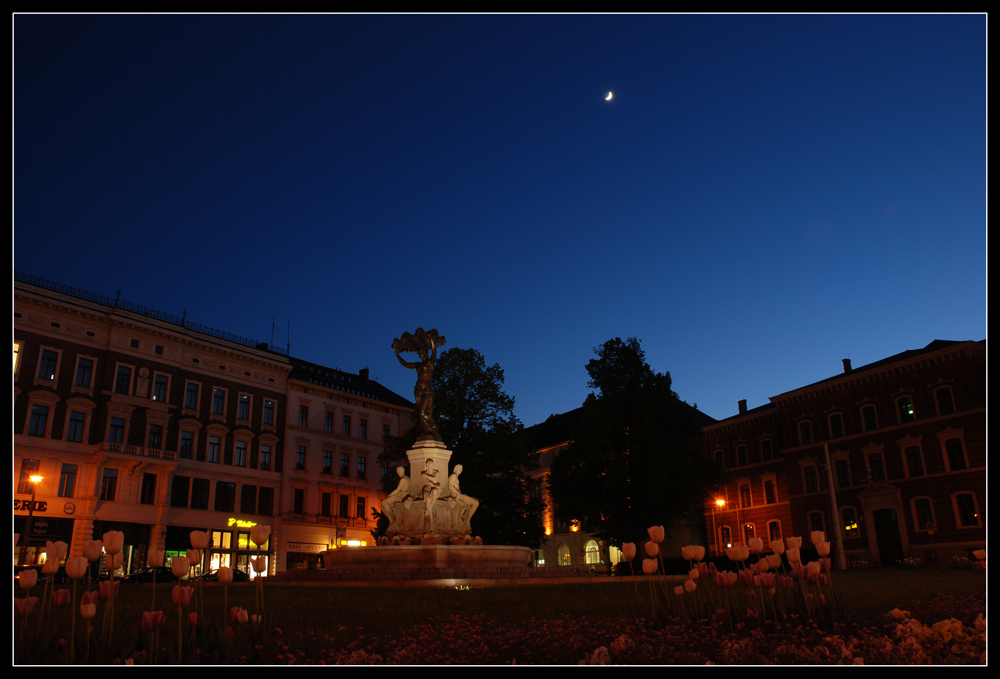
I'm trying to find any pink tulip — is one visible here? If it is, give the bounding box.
[231,606,249,625]
[647,526,665,544]
[189,530,210,550]
[188,612,198,627]
[673,585,684,596]
[103,530,125,555]
[43,558,61,575]
[642,558,658,575]
[770,538,785,555]
[217,566,233,584]
[681,545,696,560]
[738,569,755,586]
[691,545,706,562]
[767,554,782,570]
[142,610,166,632]
[622,543,637,561]
[756,572,776,589]
[172,586,194,607]
[186,549,201,567]
[250,524,272,547]
[817,541,831,557]
[83,539,104,562]
[147,549,165,568]
[18,569,38,590]
[684,578,697,593]
[99,580,119,601]
[786,536,802,550]
[81,590,100,607]
[15,596,39,619]
[80,602,97,619]
[806,561,821,576]
[106,552,123,571]
[715,570,737,588]
[973,549,985,561]
[688,568,699,580]
[52,588,71,609]
[250,556,267,574]
[748,537,764,554]
[810,531,826,545]
[65,556,88,580]
[786,548,801,564]
[171,556,191,579]
[645,542,659,558]
[819,557,832,572]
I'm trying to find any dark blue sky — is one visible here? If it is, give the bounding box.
[14,14,986,427]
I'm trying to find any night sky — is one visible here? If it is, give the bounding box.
[14,13,986,428]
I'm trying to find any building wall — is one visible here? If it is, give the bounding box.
[701,340,985,567]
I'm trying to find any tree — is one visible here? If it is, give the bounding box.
[377,347,544,548]
[548,337,716,548]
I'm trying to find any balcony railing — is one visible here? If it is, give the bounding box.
[99,441,176,461]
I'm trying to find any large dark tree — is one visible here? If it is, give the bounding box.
[548,337,716,548]
[377,347,544,548]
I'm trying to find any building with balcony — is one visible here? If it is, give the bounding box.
[702,339,985,567]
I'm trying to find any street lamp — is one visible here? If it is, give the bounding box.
[713,498,725,556]
[18,474,43,566]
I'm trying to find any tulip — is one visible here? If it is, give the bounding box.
[172,586,194,607]
[771,538,785,555]
[81,590,100,607]
[16,596,40,619]
[642,558,658,575]
[973,549,986,561]
[250,556,267,574]
[43,557,61,575]
[645,542,659,558]
[673,585,684,596]
[622,542,637,561]
[681,545,695,561]
[250,523,272,547]
[810,531,826,545]
[806,561,821,576]
[786,548,801,565]
[51,588,71,609]
[748,537,764,554]
[45,540,69,562]
[186,549,202,567]
[80,602,97,619]
[103,530,125,555]
[755,559,770,573]
[819,557,832,572]
[106,552,123,571]
[18,569,38,590]
[756,572,777,589]
[684,578,697,593]
[817,541,831,557]
[99,580,119,601]
[189,611,198,627]
[715,570,737,588]
[171,556,191,579]
[83,539,104,562]
[767,553,782,570]
[647,526,665,544]
[142,610,167,632]
[231,606,249,625]
[738,569,755,586]
[65,556,88,580]
[217,566,233,584]
[688,568,699,580]
[691,545,706,562]
[190,530,210,550]
[147,549,165,568]
[786,536,802,550]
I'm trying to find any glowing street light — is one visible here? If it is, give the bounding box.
[18,474,44,566]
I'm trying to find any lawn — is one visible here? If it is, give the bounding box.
[14,567,987,664]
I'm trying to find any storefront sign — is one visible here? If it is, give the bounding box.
[14,500,47,512]
[227,518,257,529]
[287,542,327,554]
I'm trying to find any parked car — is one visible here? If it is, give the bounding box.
[197,568,251,583]
[122,566,180,584]
[14,564,73,584]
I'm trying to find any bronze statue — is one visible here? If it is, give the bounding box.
[392,328,446,441]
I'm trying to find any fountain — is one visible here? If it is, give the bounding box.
[319,328,536,582]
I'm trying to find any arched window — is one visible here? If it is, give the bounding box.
[952,492,981,528]
[911,497,935,533]
[584,540,600,565]
[808,510,825,535]
[767,520,782,545]
[841,507,860,538]
[720,526,732,549]
[557,543,572,566]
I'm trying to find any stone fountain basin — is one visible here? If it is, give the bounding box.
[323,544,533,570]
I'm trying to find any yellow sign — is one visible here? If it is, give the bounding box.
[227,518,257,529]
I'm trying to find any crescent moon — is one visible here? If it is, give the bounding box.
[605,91,613,101]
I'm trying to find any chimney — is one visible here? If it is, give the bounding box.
[842,358,852,374]
[738,399,747,415]
[359,367,369,381]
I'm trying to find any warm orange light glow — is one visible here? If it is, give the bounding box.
[715,498,725,507]
[570,520,580,533]
[30,475,43,484]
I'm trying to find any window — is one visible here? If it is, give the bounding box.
[184,382,199,410]
[381,461,389,479]
[215,482,236,512]
[100,468,118,501]
[258,487,274,516]
[953,492,980,528]
[179,431,194,459]
[211,388,226,416]
[341,453,350,477]
[935,387,955,416]
[321,492,332,517]
[904,446,924,477]
[356,496,366,519]
[237,394,250,421]
[299,405,309,427]
[944,439,968,471]
[739,483,752,508]
[191,478,210,510]
[764,478,777,505]
[241,485,257,514]
[760,439,773,461]
[323,450,332,474]
[339,494,349,518]
[897,396,915,424]
[798,420,813,446]
[862,405,878,432]
[140,473,157,505]
[719,526,732,549]
[16,459,40,494]
[296,446,306,470]
[357,456,367,480]
[263,399,275,426]
[558,543,572,566]
[208,436,221,463]
[37,349,59,381]
[736,445,748,467]
[114,365,132,394]
[260,445,272,471]
[147,424,163,450]
[152,374,168,402]
[75,357,94,388]
[743,523,756,544]
[325,412,333,432]
[829,413,844,439]
[359,420,368,440]
[584,539,600,565]
[382,424,390,441]
[28,405,49,437]
[108,417,125,444]
[808,511,825,535]
[842,507,859,538]
[293,488,305,514]
[171,476,190,508]
[58,464,77,498]
[835,458,851,488]
[804,465,819,494]
[342,416,351,437]
[234,440,247,467]
[768,521,782,543]
[913,498,934,532]
[868,452,886,482]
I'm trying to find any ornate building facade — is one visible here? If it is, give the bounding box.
[702,339,985,567]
